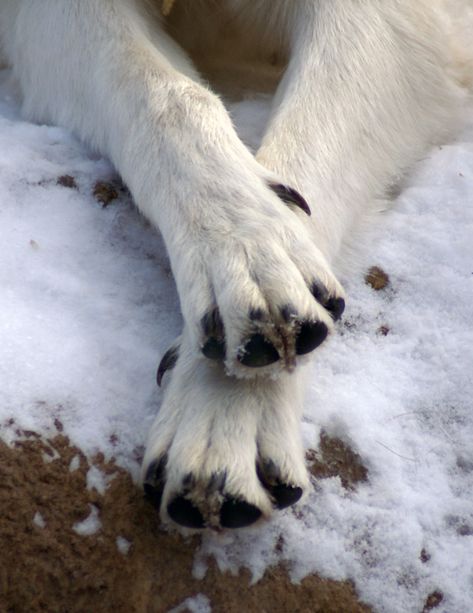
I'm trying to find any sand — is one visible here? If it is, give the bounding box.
[0,429,371,613]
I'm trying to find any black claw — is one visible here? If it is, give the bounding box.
[156,345,180,386]
[220,497,262,528]
[201,309,226,360]
[270,183,311,216]
[325,296,345,321]
[238,334,280,368]
[143,456,167,509]
[167,496,205,529]
[295,321,328,355]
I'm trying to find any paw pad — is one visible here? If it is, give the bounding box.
[167,496,205,529]
[295,321,328,355]
[257,461,304,509]
[270,483,303,509]
[202,337,226,360]
[220,497,262,528]
[238,334,280,368]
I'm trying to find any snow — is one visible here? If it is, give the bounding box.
[33,511,46,529]
[86,465,114,495]
[69,455,81,472]
[0,67,472,612]
[168,594,212,613]
[72,504,102,536]
[116,536,132,556]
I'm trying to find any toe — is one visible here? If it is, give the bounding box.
[257,462,304,510]
[270,483,303,509]
[167,496,205,529]
[201,308,226,360]
[311,283,345,322]
[202,337,226,360]
[220,497,262,528]
[324,296,345,321]
[295,321,328,355]
[238,334,280,368]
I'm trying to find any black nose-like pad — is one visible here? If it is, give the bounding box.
[325,296,345,321]
[167,496,205,529]
[295,321,328,355]
[220,498,262,528]
[238,333,280,367]
[143,457,167,509]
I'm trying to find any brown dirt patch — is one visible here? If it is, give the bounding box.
[365,266,390,291]
[57,175,78,189]
[307,431,369,489]
[93,181,119,207]
[423,591,444,612]
[0,434,371,613]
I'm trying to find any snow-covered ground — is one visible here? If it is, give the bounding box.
[1,69,472,612]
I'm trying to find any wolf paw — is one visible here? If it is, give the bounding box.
[143,336,309,530]
[173,179,344,379]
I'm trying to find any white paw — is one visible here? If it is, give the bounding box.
[170,172,345,380]
[142,335,309,530]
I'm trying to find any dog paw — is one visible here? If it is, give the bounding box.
[144,336,309,530]
[171,177,345,379]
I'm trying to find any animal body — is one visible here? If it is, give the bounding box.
[0,0,472,530]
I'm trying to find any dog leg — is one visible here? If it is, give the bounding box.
[255,0,465,264]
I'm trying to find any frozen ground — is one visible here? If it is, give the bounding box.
[0,68,472,612]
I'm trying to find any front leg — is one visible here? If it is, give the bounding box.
[120,71,344,376]
[9,0,344,377]
[256,0,463,264]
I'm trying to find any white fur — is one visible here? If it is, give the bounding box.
[1,0,472,528]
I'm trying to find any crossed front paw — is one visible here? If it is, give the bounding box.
[170,182,345,379]
[144,344,310,530]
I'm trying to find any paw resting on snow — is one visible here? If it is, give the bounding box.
[143,334,310,530]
